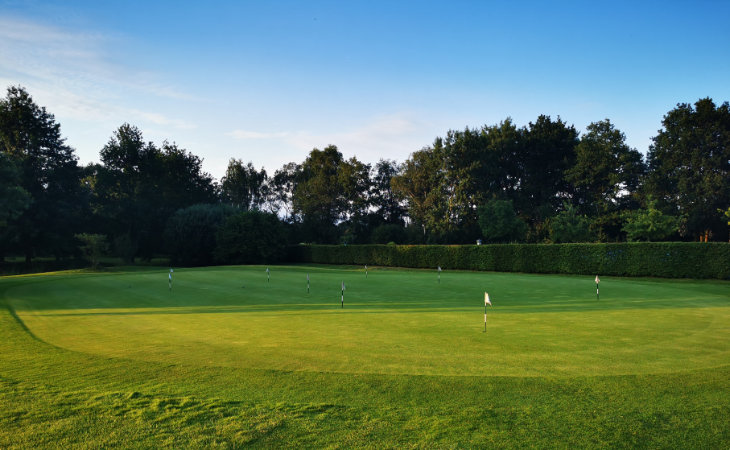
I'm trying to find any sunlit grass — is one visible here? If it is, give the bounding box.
[1,265,728,447]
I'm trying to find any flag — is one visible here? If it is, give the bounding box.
[341,281,345,291]
[485,292,491,306]
[307,274,310,282]
[438,266,441,272]
[595,275,600,284]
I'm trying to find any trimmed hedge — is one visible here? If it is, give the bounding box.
[288,243,730,279]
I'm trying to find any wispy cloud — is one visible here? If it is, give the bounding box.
[227,130,290,140]
[0,16,195,126]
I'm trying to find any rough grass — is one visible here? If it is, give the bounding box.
[1,265,728,447]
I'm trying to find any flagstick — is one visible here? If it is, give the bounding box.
[484,300,487,333]
[341,281,344,309]
[365,265,368,278]
[596,283,599,301]
[307,274,310,294]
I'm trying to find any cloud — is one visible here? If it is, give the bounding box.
[227,130,290,140]
[0,16,196,124]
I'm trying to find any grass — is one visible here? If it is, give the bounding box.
[1,264,729,447]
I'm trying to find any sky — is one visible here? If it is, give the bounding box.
[1,0,729,180]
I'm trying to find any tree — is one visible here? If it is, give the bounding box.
[292,146,371,243]
[164,204,237,266]
[371,159,406,224]
[549,203,595,243]
[392,144,450,240]
[268,162,301,220]
[516,115,579,223]
[477,199,527,243]
[93,125,217,261]
[215,210,287,264]
[75,233,109,270]
[221,159,268,210]
[646,98,730,241]
[566,119,646,240]
[0,86,81,262]
[622,200,678,242]
[0,153,31,227]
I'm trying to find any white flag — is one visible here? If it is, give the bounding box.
[438,266,442,272]
[342,281,345,291]
[595,275,600,284]
[485,292,491,306]
[168,273,172,281]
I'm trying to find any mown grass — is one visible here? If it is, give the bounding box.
[1,265,729,447]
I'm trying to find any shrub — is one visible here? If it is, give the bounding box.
[215,210,287,264]
[289,242,730,279]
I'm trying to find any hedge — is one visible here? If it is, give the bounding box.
[288,243,730,279]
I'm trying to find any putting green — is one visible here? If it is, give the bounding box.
[7,266,729,377]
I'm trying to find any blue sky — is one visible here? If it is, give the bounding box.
[1,0,728,179]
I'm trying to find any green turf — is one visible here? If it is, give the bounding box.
[1,265,729,447]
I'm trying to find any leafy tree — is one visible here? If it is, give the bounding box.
[371,159,406,224]
[165,204,237,266]
[371,223,407,244]
[549,203,595,243]
[0,86,81,262]
[622,200,678,242]
[517,115,579,223]
[646,98,730,241]
[477,199,527,243]
[292,146,370,243]
[392,144,449,239]
[268,162,301,220]
[566,119,646,239]
[0,153,31,227]
[75,233,109,269]
[221,159,268,210]
[215,210,287,264]
[94,124,216,261]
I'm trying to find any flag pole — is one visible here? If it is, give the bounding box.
[307,274,310,294]
[595,275,600,301]
[341,281,344,308]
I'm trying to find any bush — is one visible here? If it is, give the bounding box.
[289,242,730,279]
[371,224,407,244]
[165,204,237,266]
[215,210,287,264]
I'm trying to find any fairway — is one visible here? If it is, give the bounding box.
[2,265,729,447]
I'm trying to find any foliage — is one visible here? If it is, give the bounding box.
[566,119,645,239]
[75,233,109,269]
[549,203,595,243]
[220,159,268,210]
[294,242,730,279]
[370,223,407,244]
[215,210,287,264]
[371,159,406,224]
[646,98,730,241]
[164,204,237,266]
[0,86,82,261]
[622,200,679,241]
[93,125,217,261]
[477,199,527,243]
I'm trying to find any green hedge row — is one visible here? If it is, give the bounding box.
[288,243,730,279]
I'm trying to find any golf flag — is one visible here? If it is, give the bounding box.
[595,275,600,284]
[168,272,172,291]
[341,281,345,308]
[483,292,491,332]
[307,274,310,293]
[595,275,600,300]
[365,264,368,278]
[266,267,270,283]
[438,266,441,283]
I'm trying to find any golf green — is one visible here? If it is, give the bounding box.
[2,265,729,447]
[7,265,729,377]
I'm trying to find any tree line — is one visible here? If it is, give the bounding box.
[1,86,728,266]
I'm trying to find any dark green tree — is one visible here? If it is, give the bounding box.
[75,233,109,270]
[517,115,579,224]
[221,159,268,210]
[566,119,646,240]
[622,199,678,242]
[646,98,730,241]
[0,86,82,262]
[549,203,595,243]
[215,210,287,264]
[477,199,527,243]
[292,146,370,243]
[165,204,237,266]
[371,159,406,224]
